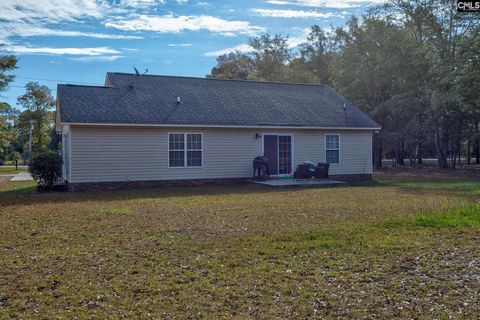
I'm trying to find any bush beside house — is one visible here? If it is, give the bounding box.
[29,152,62,191]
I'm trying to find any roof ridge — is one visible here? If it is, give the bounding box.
[58,84,115,89]
[107,72,328,88]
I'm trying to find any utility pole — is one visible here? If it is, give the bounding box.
[28,119,34,161]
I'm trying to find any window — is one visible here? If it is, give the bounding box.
[325,134,340,164]
[187,134,202,167]
[169,133,202,167]
[169,134,185,167]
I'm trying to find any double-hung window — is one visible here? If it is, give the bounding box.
[169,133,202,167]
[325,134,340,164]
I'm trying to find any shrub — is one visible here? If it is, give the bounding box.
[29,152,63,191]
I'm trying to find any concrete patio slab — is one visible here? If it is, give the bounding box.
[249,178,345,187]
[10,171,33,182]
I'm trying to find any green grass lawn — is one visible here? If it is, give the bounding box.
[0,161,26,166]
[0,168,24,174]
[0,171,479,318]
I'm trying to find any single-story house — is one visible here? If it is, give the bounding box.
[56,72,381,191]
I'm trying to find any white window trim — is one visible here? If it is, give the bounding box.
[61,132,67,181]
[260,133,295,176]
[325,134,340,165]
[168,132,203,168]
[61,124,71,182]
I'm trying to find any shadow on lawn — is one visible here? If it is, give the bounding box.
[4,175,475,207]
[0,182,334,206]
[1,178,389,206]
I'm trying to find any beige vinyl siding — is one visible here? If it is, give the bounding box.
[69,125,372,183]
[294,130,372,175]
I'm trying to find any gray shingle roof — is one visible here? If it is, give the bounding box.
[57,72,380,129]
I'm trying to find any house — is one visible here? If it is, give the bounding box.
[56,72,381,191]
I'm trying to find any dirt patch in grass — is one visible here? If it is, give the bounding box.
[0,172,479,318]
[0,176,11,184]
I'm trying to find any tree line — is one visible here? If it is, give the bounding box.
[208,0,480,169]
[0,45,57,164]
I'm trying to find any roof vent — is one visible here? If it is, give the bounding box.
[177,97,181,104]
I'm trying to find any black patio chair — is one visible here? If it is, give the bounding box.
[296,164,314,180]
[314,163,330,179]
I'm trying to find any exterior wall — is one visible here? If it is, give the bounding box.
[294,130,372,176]
[68,125,373,183]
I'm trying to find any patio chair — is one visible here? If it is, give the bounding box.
[296,164,314,180]
[314,163,330,179]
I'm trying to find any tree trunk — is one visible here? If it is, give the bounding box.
[373,145,382,169]
[452,142,458,169]
[36,118,43,154]
[396,140,405,166]
[417,143,423,165]
[18,124,24,153]
[456,126,462,166]
[467,140,471,164]
[414,144,423,167]
[435,131,449,168]
[373,135,383,169]
[476,123,480,164]
[476,139,480,164]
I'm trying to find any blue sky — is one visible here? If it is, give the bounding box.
[0,0,383,109]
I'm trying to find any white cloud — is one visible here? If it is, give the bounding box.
[70,55,124,62]
[0,23,142,41]
[266,0,385,9]
[265,0,294,4]
[204,44,251,57]
[0,0,104,23]
[167,43,193,47]
[252,8,338,18]
[0,0,262,43]
[0,0,147,43]
[118,0,165,8]
[35,30,142,40]
[8,46,121,56]
[105,14,265,36]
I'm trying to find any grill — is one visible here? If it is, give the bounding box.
[253,155,270,180]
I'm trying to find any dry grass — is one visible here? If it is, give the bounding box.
[0,170,479,319]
